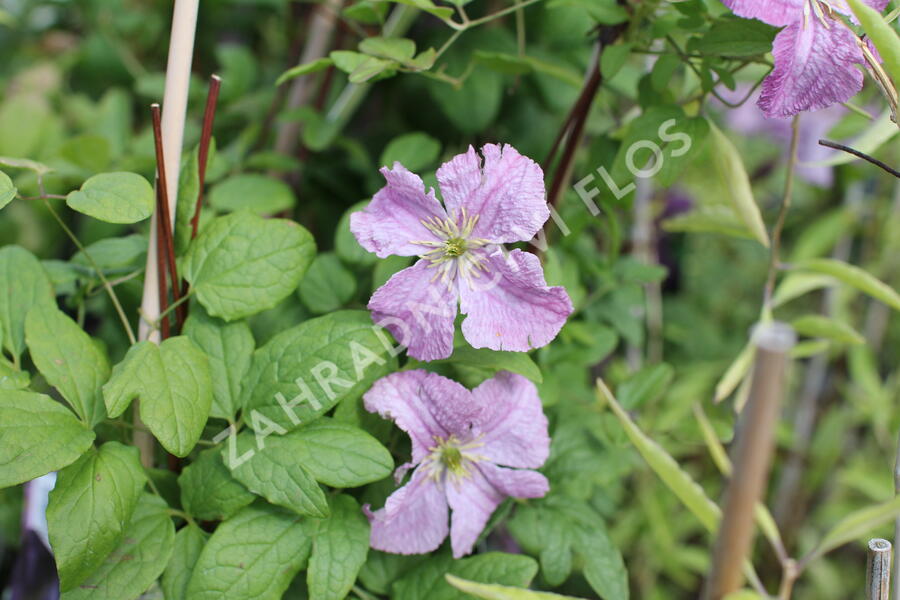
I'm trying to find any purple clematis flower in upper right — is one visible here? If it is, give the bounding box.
[351,143,573,362]
[723,0,889,118]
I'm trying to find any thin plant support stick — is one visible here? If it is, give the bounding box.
[704,321,796,600]
[869,539,892,600]
[135,0,199,467]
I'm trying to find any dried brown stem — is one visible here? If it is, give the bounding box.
[818,139,900,179]
[190,74,222,239]
[151,103,184,331]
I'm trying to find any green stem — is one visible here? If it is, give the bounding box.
[762,115,801,317]
[42,199,137,345]
[154,290,193,328]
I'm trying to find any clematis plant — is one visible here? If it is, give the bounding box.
[351,143,573,361]
[362,369,551,558]
[724,0,889,117]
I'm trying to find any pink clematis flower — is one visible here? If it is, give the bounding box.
[724,0,888,118]
[351,144,573,362]
[362,369,550,558]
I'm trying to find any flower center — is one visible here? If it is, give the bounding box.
[424,434,485,483]
[444,237,467,257]
[410,207,493,288]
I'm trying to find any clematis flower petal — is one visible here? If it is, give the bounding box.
[363,370,453,463]
[478,463,550,499]
[445,467,505,558]
[458,249,572,353]
[351,164,447,258]
[436,144,548,245]
[758,17,865,118]
[366,469,449,555]
[369,260,458,361]
[722,0,804,26]
[471,371,550,469]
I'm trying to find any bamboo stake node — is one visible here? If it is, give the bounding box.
[868,538,892,600]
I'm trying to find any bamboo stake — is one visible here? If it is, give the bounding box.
[705,321,796,599]
[135,0,199,467]
[869,539,892,600]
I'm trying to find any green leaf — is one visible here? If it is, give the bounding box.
[350,55,397,83]
[307,494,370,600]
[359,36,416,62]
[0,169,15,209]
[71,234,148,274]
[276,57,334,86]
[25,304,110,426]
[596,379,721,531]
[64,493,175,600]
[284,418,393,487]
[48,442,146,591]
[600,44,631,81]
[0,245,54,358]
[0,96,50,157]
[617,363,673,409]
[696,17,777,56]
[439,346,543,383]
[383,0,453,20]
[379,132,442,171]
[807,495,900,561]
[707,120,769,247]
[445,574,584,599]
[793,258,900,312]
[651,54,681,91]
[0,155,52,175]
[395,552,538,600]
[209,174,296,215]
[186,504,311,600]
[331,50,370,73]
[60,134,111,173]
[0,390,95,488]
[298,252,357,314]
[226,432,330,518]
[791,314,865,345]
[184,308,254,421]
[771,273,837,308]
[65,172,154,224]
[243,310,394,433]
[178,448,255,521]
[184,211,316,321]
[162,524,208,600]
[103,336,212,457]
[0,356,29,390]
[846,0,900,88]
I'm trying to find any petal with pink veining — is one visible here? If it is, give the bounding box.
[458,249,572,353]
[369,259,458,361]
[366,469,449,555]
[351,163,446,258]
[471,371,550,469]
[479,462,550,499]
[436,144,548,245]
[722,0,803,26]
[758,18,865,118]
[445,467,505,558]
[363,370,451,463]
